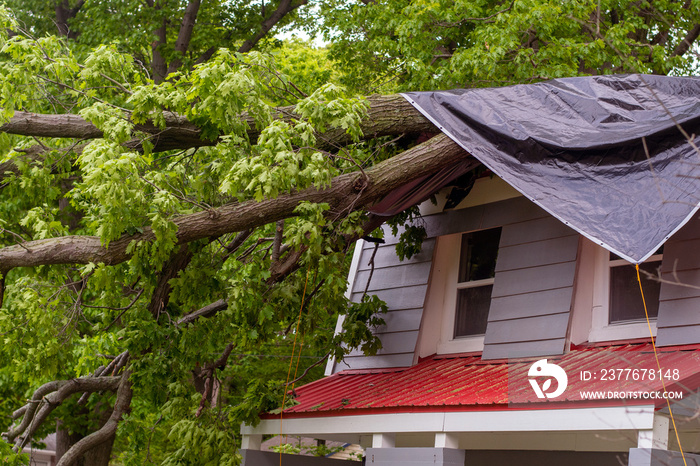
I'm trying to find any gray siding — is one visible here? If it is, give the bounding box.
[337,196,580,371]
[336,239,435,371]
[656,215,700,346]
[482,217,579,360]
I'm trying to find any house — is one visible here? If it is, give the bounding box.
[241,75,700,466]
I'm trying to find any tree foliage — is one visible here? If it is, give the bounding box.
[0,0,697,464]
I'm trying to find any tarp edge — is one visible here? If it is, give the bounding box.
[399,93,689,264]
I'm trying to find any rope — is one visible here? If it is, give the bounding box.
[279,269,310,466]
[636,264,687,465]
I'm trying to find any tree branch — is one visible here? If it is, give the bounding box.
[672,23,700,57]
[151,13,168,83]
[238,0,307,54]
[0,95,433,181]
[56,371,132,466]
[0,134,462,275]
[167,0,202,75]
[3,376,122,451]
[177,299,229,326]
[271,220,284,264]
[147,244,193,319]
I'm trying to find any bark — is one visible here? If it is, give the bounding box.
[0,95,431,154]
[56,372,132,466]
[0,134,462,273]
[56,421,84,466]
[55,0,85,39]
[56,411,113,466]
[177,299,229,326]
[167,0,202,75]
[238,0,307,54]
[151,9,168,82]
[147,244,193,319]
[672,24,700,57]
[3,377,122,451]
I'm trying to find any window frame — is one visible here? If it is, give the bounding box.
[589,245,662,342]
[433,229,500,354]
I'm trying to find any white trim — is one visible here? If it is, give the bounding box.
[325,240,366,376]
[435,233,486,354]
[241,434,262,450]
[435,432,459,449]
[242,406,656,437]
[637,414,669,449]
[588,245,659,342]
[372,433,395,448]
[399,94,697,264]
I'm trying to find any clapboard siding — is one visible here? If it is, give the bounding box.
[424,197,548,239]
[482,217,579,360]
[352,261,432,293]
[660,238,700,273]
[483,313,570,345]
[335,195,579,371]
[495,236,579,272]
[491,262,577,298]
[656,216,700,347]
[335,353,415,371]
[356,239,435,271]
[349,286,428,311]
[374,308,424,333]
[499,216,578,247]
[488,288,574,321]
[659,270,700,301]
[346,330,420,357]
[655,298,700,327]
[333,235,435,372]
[480,339,568,360]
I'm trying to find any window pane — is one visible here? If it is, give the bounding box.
[454,285,493,337]
[609,262,661,323]
[458,228,501,283]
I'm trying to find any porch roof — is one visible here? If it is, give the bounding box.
[266,342,700,419]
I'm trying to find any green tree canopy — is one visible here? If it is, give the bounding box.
[0,0,697,464]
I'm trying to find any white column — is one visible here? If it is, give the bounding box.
[372,433,396,448]
[637,414,669,449]
[241,434,263,450]
[434,432,459,449]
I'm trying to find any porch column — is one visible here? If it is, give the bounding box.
[435,432,459,449]
[241,434,262,450]
[372,433,395,448]
[627,414,700,466]
[637,414,669,450]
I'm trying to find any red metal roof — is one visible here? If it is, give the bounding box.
[266,342,700,419]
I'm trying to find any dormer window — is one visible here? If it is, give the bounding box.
[609,250,662,323]
[586,244,663,342]
[454,228,501,337]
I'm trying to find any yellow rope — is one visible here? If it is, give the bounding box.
[279,269,310,466]
[636,264,687,464]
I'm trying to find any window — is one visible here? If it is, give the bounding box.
[586,243,663,342]
[453,228,501,337]
[421,227,502,355]
[609,249,662,323]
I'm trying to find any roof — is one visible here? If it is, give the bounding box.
[268,342,700,419]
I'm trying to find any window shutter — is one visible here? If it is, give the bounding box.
[656,215,700,346]
[482,217,579,360]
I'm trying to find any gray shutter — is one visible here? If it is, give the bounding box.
[656,215,700,346]
[336,238,434,371]
[482,216,579,360]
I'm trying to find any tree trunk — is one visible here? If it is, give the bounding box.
[55,407,115,466]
